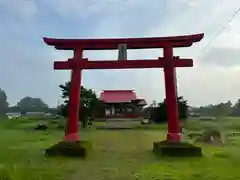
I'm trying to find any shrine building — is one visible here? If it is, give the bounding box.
[99,90,147,118]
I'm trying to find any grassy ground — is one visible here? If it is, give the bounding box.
[0,117,240,179]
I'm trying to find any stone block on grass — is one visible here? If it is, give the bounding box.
[153,140,202,157]
[45,140,91,158]
[56,124,65,129]
[34,124,48,131]
[195,129,223,144]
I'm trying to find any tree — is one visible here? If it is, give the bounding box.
[0,88,8,115]
[177,96,188,120]
[17,96,49,112]
[150,96,188,123]
[215,101,232,117]
[59,82,100,128]
[232,99,240,116]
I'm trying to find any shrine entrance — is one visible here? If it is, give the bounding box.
[43,33,204,144]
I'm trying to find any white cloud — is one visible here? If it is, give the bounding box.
[0,0,38,21]
[1,0,240,107]
[52,0,240,106]
[41,0,145,19]
[200,47,240,66]
[109,0,240,106]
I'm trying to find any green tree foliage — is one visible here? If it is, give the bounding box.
[232,99,240,116]
[59,82,100,128]
[149,96,188,123]
[0,88,8,115]
[16,96,49,112]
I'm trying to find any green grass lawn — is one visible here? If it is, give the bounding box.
[0,118,240,179]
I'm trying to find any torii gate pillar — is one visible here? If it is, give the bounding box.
[64,49,82,141]
[163,47,181,141]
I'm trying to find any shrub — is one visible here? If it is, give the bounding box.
[150,96,188,123]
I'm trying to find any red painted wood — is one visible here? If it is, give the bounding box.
[53,58,193,70]
[64,49,82,142]
[100,90,137,103]
[43,33,204,50]
[163,47,181,141]
[44,33,204,143]
[53,41,194,50]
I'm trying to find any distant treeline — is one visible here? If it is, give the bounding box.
[190,100,240,117]
[1,86,240,119]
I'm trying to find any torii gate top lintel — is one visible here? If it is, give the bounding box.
[43,33,204,50]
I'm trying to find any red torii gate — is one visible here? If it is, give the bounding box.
[44,33,204,143]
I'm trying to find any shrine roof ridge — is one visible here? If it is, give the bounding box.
[100,89,138,103]
[102,90,135,92]
[43,33,204,50]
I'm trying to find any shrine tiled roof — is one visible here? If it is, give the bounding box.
[100,90,139,103]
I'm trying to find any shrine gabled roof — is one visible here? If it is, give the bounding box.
[43,33,204,50]
[100,90,140,103]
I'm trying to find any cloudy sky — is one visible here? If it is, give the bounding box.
[0,0,240,107]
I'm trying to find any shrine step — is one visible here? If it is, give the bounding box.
[95,117,142,122]
[96,121,137,130]
[96,126,134,130]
